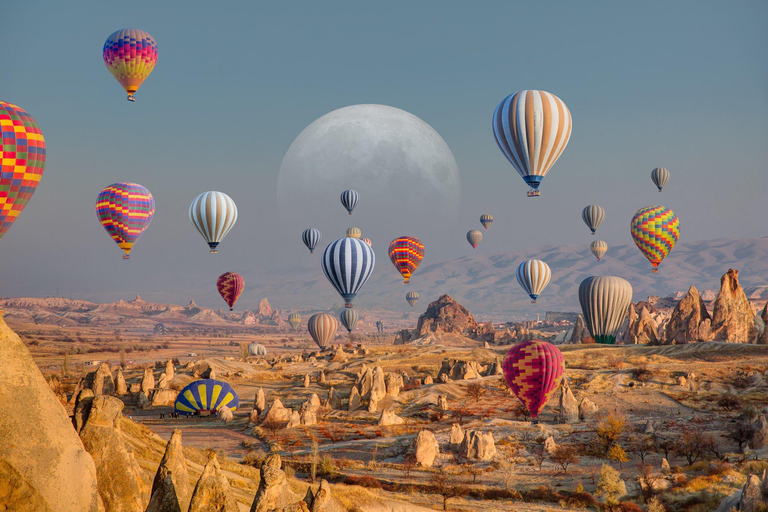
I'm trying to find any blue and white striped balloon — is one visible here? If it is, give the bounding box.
[516,259,552,303]
[321,237,375,307]
[581,205,605,235]
[340,189,359,215]
[651,167,670,192]
[302,228,322,254]
[189,191,238,253]
[340,308,360,333]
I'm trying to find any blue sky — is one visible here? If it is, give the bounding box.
[0,1,766,309]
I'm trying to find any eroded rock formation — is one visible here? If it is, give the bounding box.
[188,453,238,512]
[663,286,712,344]
[711,269,757,343]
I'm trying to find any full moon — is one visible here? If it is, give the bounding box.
[277,105,461,240]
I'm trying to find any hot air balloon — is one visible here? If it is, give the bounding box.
[217,272,244,311]
[590,240,608,261]
[578,275,633,344]
[480,214,493,230]
[406,291,419,308]
[340,189,359,215]
[582,205,605,235]
[362,238,372,247]
[346,227,361,239]
[0,101,46,240]
[340,308,359,333]
[502,339,564,418]
[308,312,338,349]
[302,228,322,254]
[321,237,375,307]
[248,343,267,356]
[388,236,424,284]
[189,191,238,254]
[288,313,301,330]
[174,379,239,415]
[516,259,551,303]
[492,90,572,197]
[96,183,155,259]
[630,205,680,273]
[467,230,483,249]
[651,167,670,192]
[103,29,158,102]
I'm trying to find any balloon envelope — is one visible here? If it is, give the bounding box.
[189,191,238,253]
[217,272,244,310]
[502,339,564,418]
[308,313,338,349]
[361,238,372,247]
[406,291,419,308]
[492,90,572,196]
[388,236,425,284]
[288,313,301,330]
[174,379,239,415]
[321,237,375,307]
[248,343,267,356]
[590,240,608,261]
[346,227,361,239]
[516,259,551,302]
[630,205,680,272]
[578,275,633,344]
[96,183,155,259]
[302,228,322,254]
[340,308,359,333]
[582,205,605,235]
[0,101,46,240]
[103,29,158,101]
[466,230,483,249]
[651,167,670,192]
[480,214,493,230]
[340,189,359,214]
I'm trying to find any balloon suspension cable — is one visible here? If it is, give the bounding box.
[122,254,130,260]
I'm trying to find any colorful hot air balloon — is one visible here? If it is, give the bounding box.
[217,272,244,311]
[174,379,239,415]
[578,275,633,344]
[630,205,680,273]
[582,205,605,235]
[0,101,46,240]
[590,240,608,261]
[361,238,372,247]
[189,191,238,254]
[302,228,322,254]
[346,227,361,239]
[340,189,359,215]
[406,291,419,308]
[651,167,670,192]
[340,308,359,333]
[308,312,338,349]
[102,29,158,102]
[516,259,551,303]
[388,236,425,284]
[492,90,572,197]
[480,214,493,230]
[467,229,483,249]
[96,183,155,259]
[502,339,564,418]
[288,313,301,330]
[321,237,375,307]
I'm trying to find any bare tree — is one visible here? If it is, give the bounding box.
[465,382,487,401]
[451,406,473,425]
[630,435,656,464]
[675,428,708,465]
[532,442,546,471]
[656,436,676,463]
[261,416,285,444]
[551,445,579,474]
[728,419,756,454]
[429,472,466,511]
[638,464,660,501]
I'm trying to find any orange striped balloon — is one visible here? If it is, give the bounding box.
[307,313,338,349]
[388,236,424,284]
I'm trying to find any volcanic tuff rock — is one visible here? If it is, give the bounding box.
[165,359,175,380]
[151,388,178,407]
[385,372,404,395]
[115,367,127,395]
[570,315,590,343]
[459,430,496,460]
[141,367,156,395]
[559,381,579,423]
[438,359,483,381]
[264,398,292,426]
[348,387,361,411]
[739,473,768,512]
[188,453,238,512]
[450,423,464,448]
[147,429,191,512]
[544,436,558,455]
[416,294,480,338]
[79,395,150,512]
[254,387,267,414]
[414,430,440,467]
[87,362,115,395]
[663,286,712,344]
[759,303,768,345]
[623,304,659,344]
[579,397,598,420]
[711,269,757,343]
[218,405,234,423]
[0,316,103,512]
[751,415,768,449]
[250,454,300,512]
[379,409,405,426]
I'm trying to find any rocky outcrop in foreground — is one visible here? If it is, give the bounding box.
[147,429,191,512]
[189,453,239,512]
[711,269,757,343]
[250,454,300,512]
[663,286,712,344]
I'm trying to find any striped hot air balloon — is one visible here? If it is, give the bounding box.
[651,167,670,192]
[361,238,372,247]
[174,379,239,415]
[308,312,338,349]
[406,291,419,308]
[467,229,483,249]
[388,236,425,284]
[96,183,155,259]
[346,227,361,239]
[103,29,158,102]
[189,191,238,254]
[0,102,46,241]
[340,189,359,215]
[492,90,572,197]
[582,205,605,235]
[630,205,680,273]
[248,343,267,356]
[288,313,301,330]
[321,237,375,307]
[480,214,493,230]
[590,240,608,261]
[340,308,359,333]
[516,259,551,303]
[502,339,564,419]
[302,228,322,254]
[217,272,244,311]
[579,276,633,344]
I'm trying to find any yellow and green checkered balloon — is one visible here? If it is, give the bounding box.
[630,205,680,273]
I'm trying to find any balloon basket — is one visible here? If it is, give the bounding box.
[122,254,130,260]
[348,212,352,215]
[652,268,659,273]
[229,308,233,311]
[309,250,314,254]
[209,249,218,254]
[127,95,135,102]
[345,303,353,308]
[527,190,540,197]
[531,300,537,304]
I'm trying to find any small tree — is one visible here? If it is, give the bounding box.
[630,435,656,464]
[261,416,285,444]
[451,406,473,425]
[239,343,249,360]
[119,348,126,369]
[552,445,580,474]
[638,464,659,500]
[595,464,625,506]
[401,455,416,480]
[608,444,629,468]
[429,472,466,511]
[656,437,676,463]
[532,442,547,471]
[62,352,70,377]
[646,496,666,512]
[676,428,708,465]
[596,413,626,453]
[310,439,319,482]
[728,419,756,453]
[465,382,487,401]
[514,403,531,422]
[718,394,741,412]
